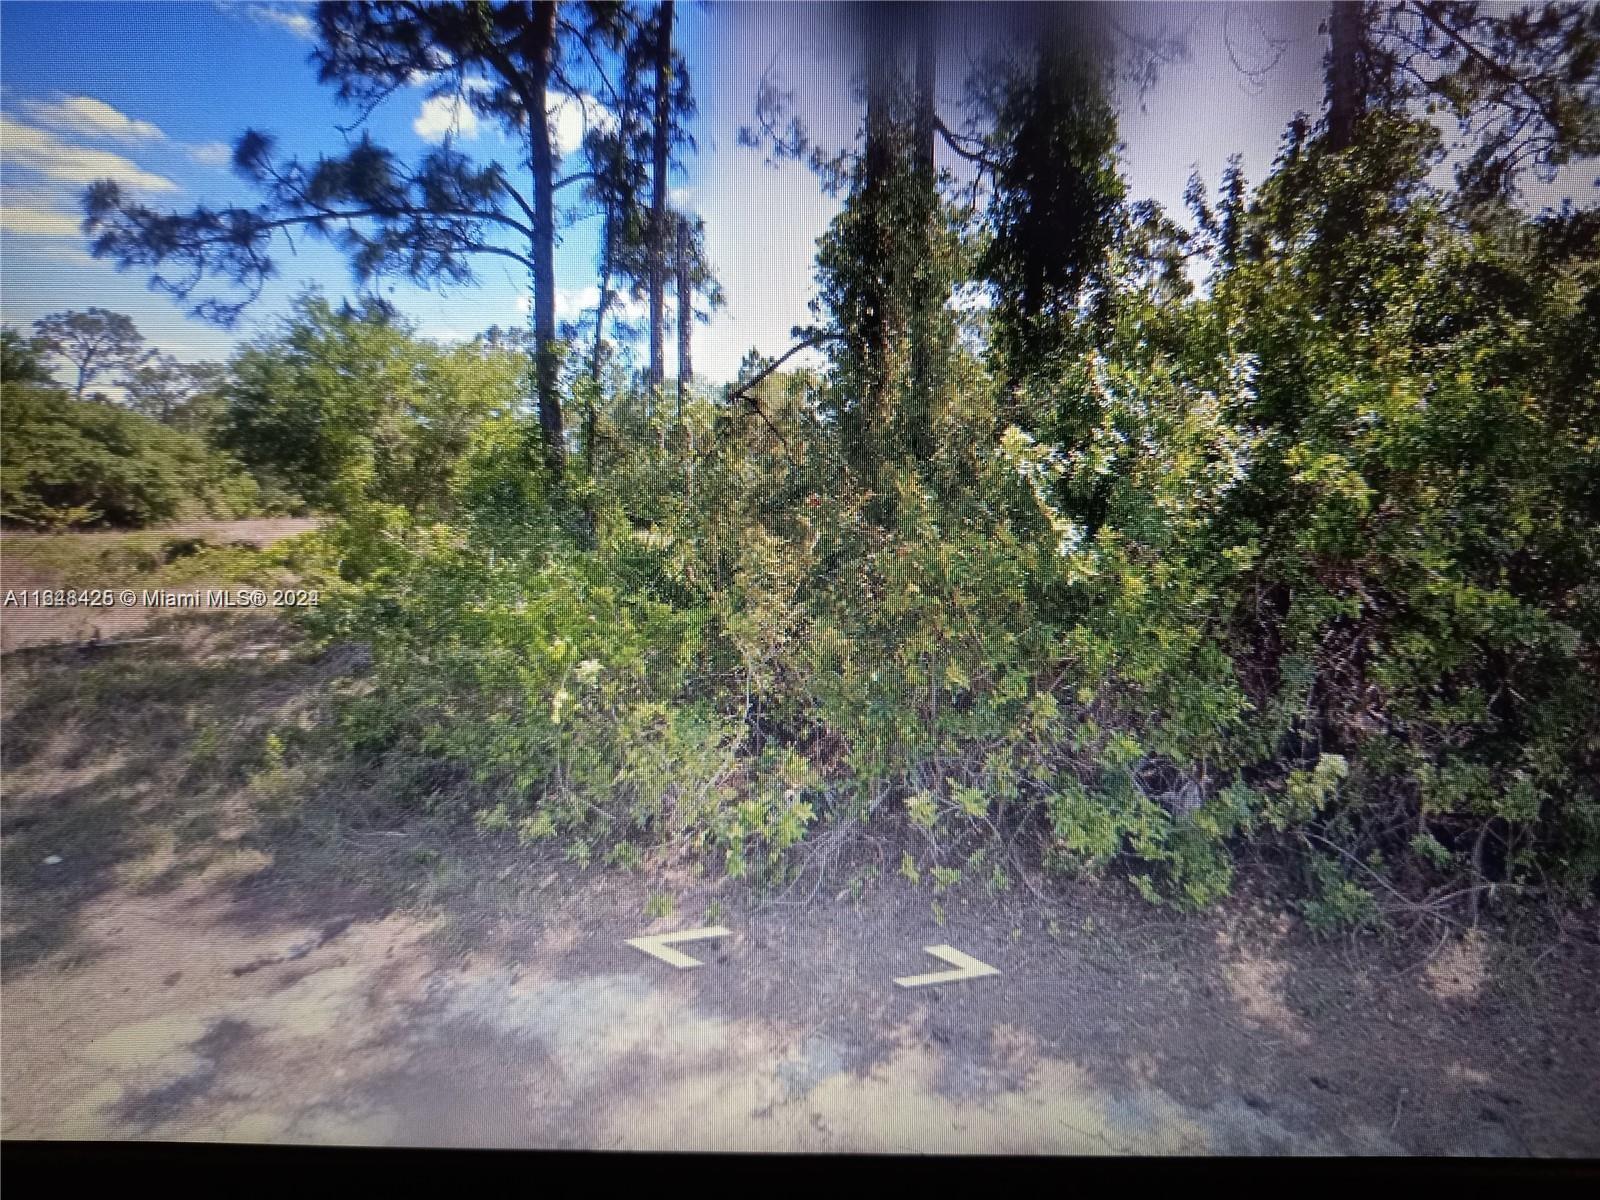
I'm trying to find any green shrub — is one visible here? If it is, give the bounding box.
[1,380,259,528]
[294,115,1597,926]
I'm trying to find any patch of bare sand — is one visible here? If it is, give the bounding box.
[1,873,1370,1153]
[0,877,437,1142]
[1216,929,1313,1048]
[0,517,321,652]
[396,957,1369,1153]
[1424,932,1491,1004]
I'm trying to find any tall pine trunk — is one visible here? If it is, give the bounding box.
[586,205,616,475]
[860,4,897,455]
[526,0,562,472]
[648,1,674,400]
[914,11,936,179]
[591,210,615,383]
[677,215,695,487]
[1325,1,1366,152]
[676,216,692,418]
[907,7,938,462]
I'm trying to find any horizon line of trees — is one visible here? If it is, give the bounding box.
[1,291,717,530]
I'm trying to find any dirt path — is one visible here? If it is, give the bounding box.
[0,518,322,549]
[3,617,1597,1154]
[0,518,320,652]
[5,855,1595,1154]
[0,875,1390,1153]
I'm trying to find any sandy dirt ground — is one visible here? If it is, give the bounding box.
[2,878,1321,1153]
[4,858,1596,1155]
[2,616,1597,1155]
[0,518,319,652]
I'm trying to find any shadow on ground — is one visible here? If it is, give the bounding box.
[1,615,323,971]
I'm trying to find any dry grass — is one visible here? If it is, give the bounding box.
[1,518,319,588]
[0,519,322,652]
[0,605,553,983]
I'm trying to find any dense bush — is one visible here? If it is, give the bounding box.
[219,295,526,519]
[299,118,1595,931]
[1196,124,1600,915]
[210,14,1591,933]
[1,381,260,528]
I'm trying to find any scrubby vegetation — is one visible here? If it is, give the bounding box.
[1,381,261,528]
[1,295,529,529]
[32,2,1600,932]
[296,121,1596,931]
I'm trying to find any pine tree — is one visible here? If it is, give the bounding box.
[81,1,635,473]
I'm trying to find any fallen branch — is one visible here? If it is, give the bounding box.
[230,917,353,977]
[725,328,837,410]
[703,328,839,465]
[0,634,175,658]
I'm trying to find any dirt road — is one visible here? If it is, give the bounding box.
[0,518,319,652]
[5,851,1595,1154]
[0,878,1321,1153]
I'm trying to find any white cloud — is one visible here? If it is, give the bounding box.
[17,94,230,173]
[0,113,176,272]
[0,206,82,237]
[187,141,233,168]
[22,96,165,143]
[0,117,177,192]
[214,2,314,41]
[414,93,480,143]
[512,288,646,323]
[53,244,98,267]
[411,86,611,157]
[555,285,646,322]
[0,230,97,267]
[548,98,585,159]
[548,93,615,159]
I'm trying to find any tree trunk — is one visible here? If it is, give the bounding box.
[907,7,937,461]
[913,11,936,181]
[586,207,615,475]
[676,216,692,419]
[591,210,615,384]
[648,1,674,397]
[1326,1,1366,152]
[526,0,563,472]
[860,4,897,452]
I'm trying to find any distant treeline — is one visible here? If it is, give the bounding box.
[1,295,535,529]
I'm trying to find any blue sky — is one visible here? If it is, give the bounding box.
[2,0,620,365]
[2,2,1350,384]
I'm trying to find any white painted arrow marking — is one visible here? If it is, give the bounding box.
[893,944,1001,989]
[625,926,732,969]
